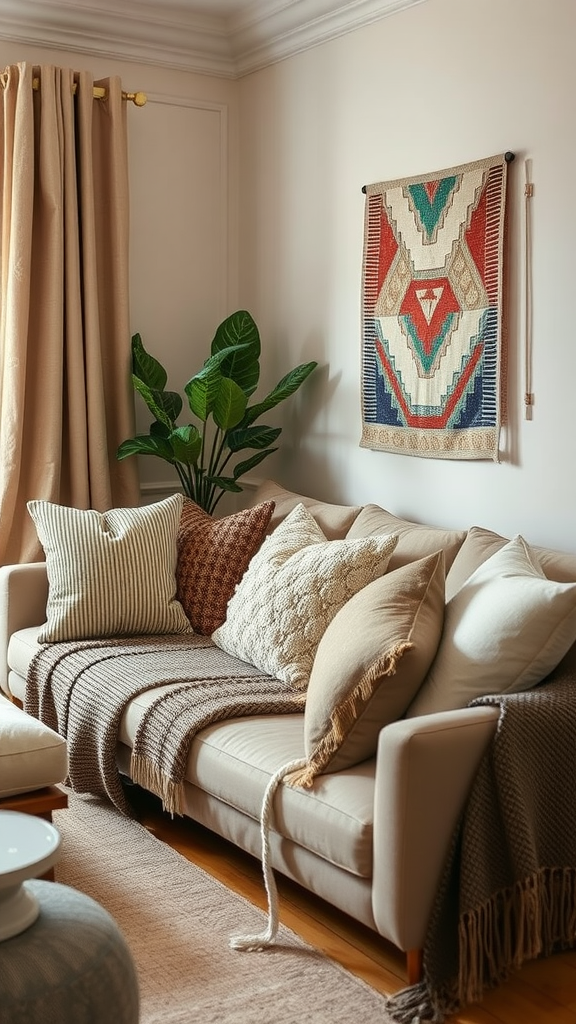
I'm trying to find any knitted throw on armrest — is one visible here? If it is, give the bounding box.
[386,663,576,1023]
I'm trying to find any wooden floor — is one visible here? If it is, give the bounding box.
[129,787,576,1024]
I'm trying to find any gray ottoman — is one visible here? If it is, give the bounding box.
[0,880,139,1023]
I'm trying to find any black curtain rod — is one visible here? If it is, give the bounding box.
[361,151,516,193]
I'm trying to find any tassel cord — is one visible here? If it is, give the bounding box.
[230,756,307,951]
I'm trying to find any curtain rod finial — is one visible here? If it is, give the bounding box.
[505,151,516,163]
[125,91,147,106]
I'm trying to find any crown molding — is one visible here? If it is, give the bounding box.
[229,0,429,76]
[0,0,428,79]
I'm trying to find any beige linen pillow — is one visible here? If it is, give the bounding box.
[28,494,192,642]
[347,504,466,573]
[212,503,398,689]
[250,479,362,539]
[406,535,576,718]
[288,550,445,787]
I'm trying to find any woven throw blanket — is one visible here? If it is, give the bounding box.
[386,664,576,1023]
[25,634,306,816]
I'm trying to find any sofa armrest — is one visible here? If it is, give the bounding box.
[371,705,499,951]
[0,563,48,695]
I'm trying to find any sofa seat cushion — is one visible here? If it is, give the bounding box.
[189,716,375,878]
[120,686,374,878]
[0,696,68,797]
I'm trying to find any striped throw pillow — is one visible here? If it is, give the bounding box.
[27,494,192,642]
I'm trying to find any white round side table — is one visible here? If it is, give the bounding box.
[0,810,61,941]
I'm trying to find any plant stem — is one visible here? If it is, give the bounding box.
[206,425,224,511]
[174,463,188,496]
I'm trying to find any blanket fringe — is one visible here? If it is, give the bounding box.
[287,642,413,789]
[458,867,576,1006]
[386,868,576,1024]
[130,753,184,817]
[384,980,454,1024]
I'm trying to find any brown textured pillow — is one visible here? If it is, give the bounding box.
[176,499,275,634]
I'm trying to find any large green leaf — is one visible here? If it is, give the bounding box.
[210,310,261,397]
[170,425,202,464]
[131,333,167,391]
[133,378,182,427]
[213,376,247,431]
[240,361,318,427]
[226,425,281,452]
[117,434,175,462]
[150,420,171,438]
[205,474,243,494]
[184,345,250,421]
[232,448,277,480]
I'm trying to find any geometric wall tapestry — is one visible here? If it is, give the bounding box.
[360,152,510,461]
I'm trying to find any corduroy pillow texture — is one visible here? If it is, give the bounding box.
[176,498,275,635]
[289,550,446,787]
[212,503,398,689]
[406,535,576,717]
[28,494,191,642]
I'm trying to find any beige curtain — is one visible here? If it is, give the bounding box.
[0,62,140,565]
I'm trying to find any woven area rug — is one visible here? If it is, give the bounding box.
[53,792,393,1024]
[361,152,510,461]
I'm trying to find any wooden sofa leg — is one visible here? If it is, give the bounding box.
[406,948,423,985]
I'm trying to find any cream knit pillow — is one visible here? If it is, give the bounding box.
[212,503,398,689]
[28,494,192,642]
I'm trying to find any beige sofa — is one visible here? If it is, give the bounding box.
[2,480,576,982]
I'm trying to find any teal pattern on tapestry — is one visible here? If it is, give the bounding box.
[407,176,457,238]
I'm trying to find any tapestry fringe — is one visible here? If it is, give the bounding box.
[287,641,412,789]
[130,753,184,816]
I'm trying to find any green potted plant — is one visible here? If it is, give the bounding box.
[117,309,317,514]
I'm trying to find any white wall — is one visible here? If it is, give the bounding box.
[0,40,239,502]
[237,0,576,552]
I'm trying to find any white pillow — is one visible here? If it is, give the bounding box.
[212,503,398,689]
[28,494,192,642]
[406,535,576,717]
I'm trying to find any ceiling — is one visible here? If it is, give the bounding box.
[0,0,427,78]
